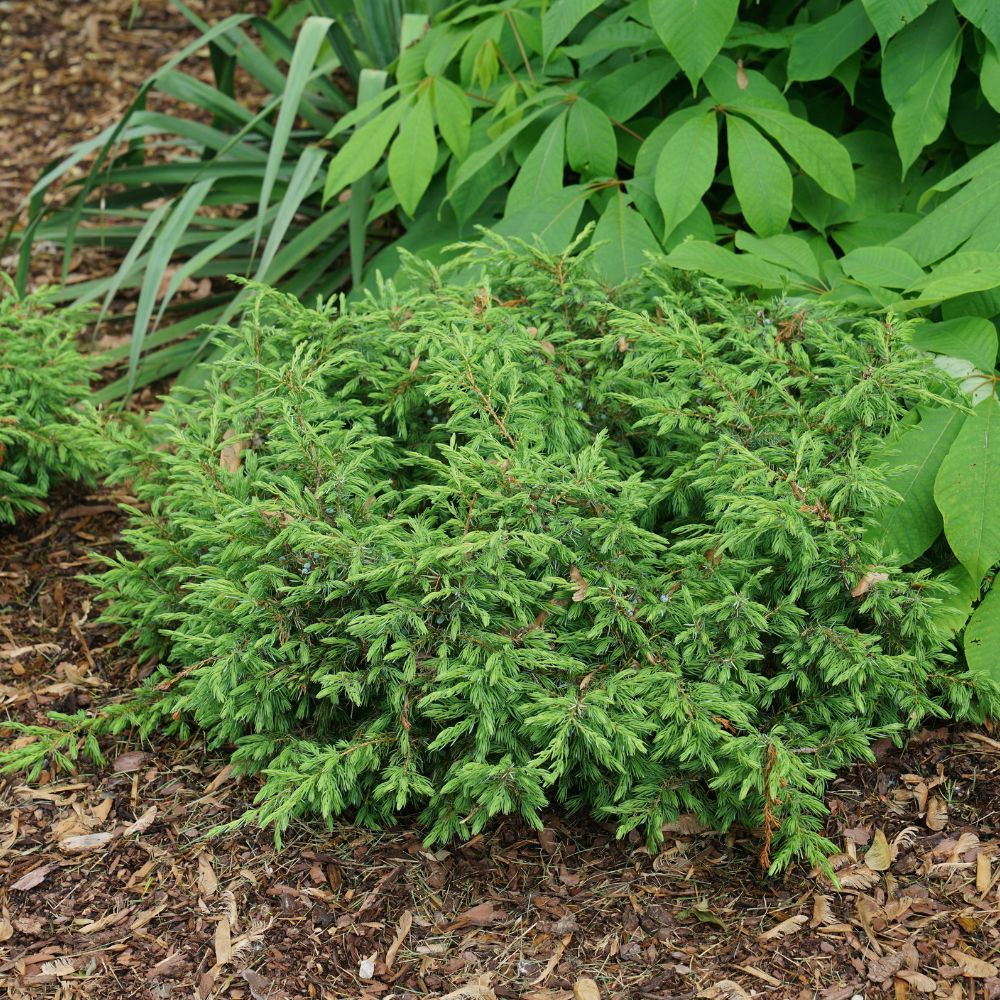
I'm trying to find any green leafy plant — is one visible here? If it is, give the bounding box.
[8,236,997,871]
[16,0,1000,397]
[0,279,103,523]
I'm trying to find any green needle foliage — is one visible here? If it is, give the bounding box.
[0,280,102,523]
[10,237,999,871]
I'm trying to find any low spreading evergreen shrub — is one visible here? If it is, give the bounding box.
[7,237,998,870]
[0,280,101,523]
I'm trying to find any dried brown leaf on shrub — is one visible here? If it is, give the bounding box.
[851,570,888,597]
[220,429,245,473]
[569,566,588,602]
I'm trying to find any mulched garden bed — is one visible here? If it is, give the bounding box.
[2,491,1000,1000]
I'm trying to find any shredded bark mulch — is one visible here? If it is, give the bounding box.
[2,492,1000,1000]
[3,3,1000,998]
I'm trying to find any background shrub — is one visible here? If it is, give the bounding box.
[20,237,994,871]
[14,0,1000,396]
[0,281,102,523]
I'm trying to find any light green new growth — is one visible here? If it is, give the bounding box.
[0,279,101,522]
[7,236,997,872]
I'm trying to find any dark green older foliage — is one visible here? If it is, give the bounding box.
[9,237,997,870]
[0,281,101,523]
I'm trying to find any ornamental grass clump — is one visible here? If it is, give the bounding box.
[13,236,998,870]
[0,280,101,523]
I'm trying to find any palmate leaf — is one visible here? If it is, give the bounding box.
[590,191,660,284]
[648,0,738,88]
[731,103,854,202]
[506,111,567,215]
[324,101,406,204]
[541,0,604,62]
[566,98,617,179]
[865,404,966,564]
[665,240,795,288]
[839,245,924,289]
[911,317,998,373]
[787,1,875,83]
[726,116,791,237]
[934,395,1000,586]
[388,89,438,217]
[954,0,1000,49]
[862,0,931,46]
[966,584,1000,679]
[432,77,472,160]
[654,111,718,242]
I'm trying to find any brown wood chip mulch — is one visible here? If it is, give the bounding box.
[3,3,1000,998]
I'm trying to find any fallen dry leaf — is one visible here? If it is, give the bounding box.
[441,974,497,1000]
[385,909,412,970]
[198,852,219,897]
[573,978,600,1000]
[446,902,501,930]
[947,949,998,978]
[0,908,12,943]
[113,751,149,772]
[865,829,891,871]
[758,914,807,940]
[40,957,75,977]
[811,893,836,928]
[895,970,936,993]
[698,982,750,1000]
[121,805,157,837]
[59,831,114,853]
[11,863,52,891]
[926,795,948,831]
[215,916,232,966]
[977,851,991,893]
[220,428,244,473]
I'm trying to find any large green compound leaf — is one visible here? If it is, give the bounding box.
[649,0,739,88]
[862,0,931,46]
[591,192,661,284]
[726,116,792,237]
[934,395,1000,586]
[787,1,875,83]
[865,405,966,565]
[507,112,568,215]
[965,584,1000,679]
[654,112,718,242]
